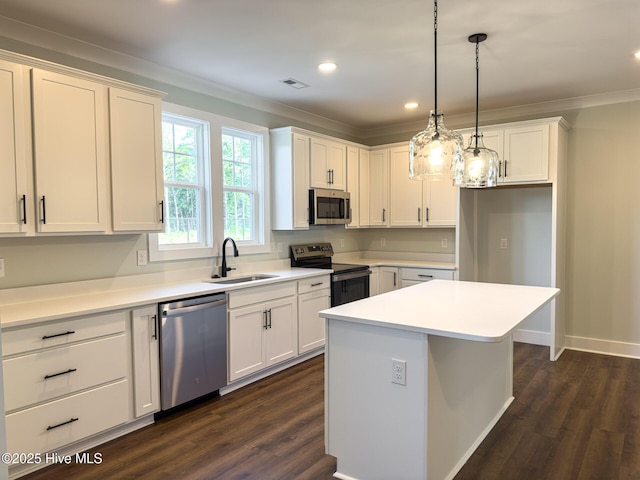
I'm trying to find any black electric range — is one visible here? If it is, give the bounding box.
[290,243,371,307]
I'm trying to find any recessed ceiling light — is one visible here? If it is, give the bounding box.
[635,50,640,59]
[318,62,337,73]
[404,102,419,109]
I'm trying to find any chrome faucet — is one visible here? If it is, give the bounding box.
[221,237,239,277]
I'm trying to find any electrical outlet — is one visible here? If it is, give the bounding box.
[391,359,406,386]
[441,238,448,249]
[500,238,508,250]
[277,242,283,253]
[380,237,386,247]
[0,258,5,278]
[137,250,148,266]
[339,238,345,248]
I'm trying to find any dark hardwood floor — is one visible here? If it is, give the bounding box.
[23,343,640,480]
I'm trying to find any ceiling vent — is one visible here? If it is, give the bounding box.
[281,78,309,89]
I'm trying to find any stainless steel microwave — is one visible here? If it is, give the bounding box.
[309,188,351,225]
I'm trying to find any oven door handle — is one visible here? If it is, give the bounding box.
[332,269,372,282]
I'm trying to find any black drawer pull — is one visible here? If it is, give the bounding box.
[42,330,75,340]
[46,417,79,431]
[417,274,434,279]
[310,282,324,287]
[44,368,77,380]
[21,194,27,224]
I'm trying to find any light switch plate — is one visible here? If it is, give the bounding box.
[0,258,5,278]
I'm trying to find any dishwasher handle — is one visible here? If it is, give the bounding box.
[163,298,227,317]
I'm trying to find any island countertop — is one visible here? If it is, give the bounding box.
[320,279,559,342]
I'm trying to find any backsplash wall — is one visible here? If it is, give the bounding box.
[0,227,455,289]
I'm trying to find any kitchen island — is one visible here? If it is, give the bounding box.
[320,279,559,480]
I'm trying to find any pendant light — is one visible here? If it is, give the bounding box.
[409,0,463,182]
[459,33,499,188]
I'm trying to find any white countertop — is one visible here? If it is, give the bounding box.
[333,253,456,270]
[0,268,328,328]
[320,279,559,342]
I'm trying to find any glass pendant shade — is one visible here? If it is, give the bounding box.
[409,110,464,181]
[460,133,499,188]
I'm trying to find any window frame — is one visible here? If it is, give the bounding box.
[149,102,270,262]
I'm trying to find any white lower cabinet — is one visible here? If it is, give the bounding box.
[400,267,455,288]
[131,305,160,417]
[228,282,298,382]
[297,276,331,354]
[6,380,129,455]
[379,266,399,294]
[2,311,131,461]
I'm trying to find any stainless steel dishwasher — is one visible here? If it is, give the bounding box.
[159,293,227,411]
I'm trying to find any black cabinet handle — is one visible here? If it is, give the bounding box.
[418,274,434,279]
[499,161,503,177]
[46,417,79,431]
[42,330,75,340]
[44,368,77,380]
[21,194,27,224]
[426,207,429,223]
[418,207,421,223]
[152,314,158,340]
[267,309,272,329]
[40,196,46,224]
[504,160,508,177]
[310,282,323,287]
[263,310,268,330]
[159,200,165,223]
[382,208,386,222]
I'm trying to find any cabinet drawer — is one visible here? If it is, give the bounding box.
[3,311,126,357]
[228,282,296,309]
[401,268,455,282]
[297,275,331,294]
[3,334,127,412]
[6,379,129,455]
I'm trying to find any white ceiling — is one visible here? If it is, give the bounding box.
[0,0,639,131]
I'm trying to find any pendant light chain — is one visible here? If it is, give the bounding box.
[474,38,480,151]
[433,0,439,135]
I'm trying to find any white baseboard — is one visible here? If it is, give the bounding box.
[565,335,640,359]
[513,329,550,347]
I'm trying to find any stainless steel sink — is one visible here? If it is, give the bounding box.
[205,274,278,284]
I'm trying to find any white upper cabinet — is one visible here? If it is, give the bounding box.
[0,51,166,236]
[389,143,457,227]
[31,69,109,233]
[501,123,550,184]
[109,88,164,232]
[271,128,310,230]
[310,137,346,190]
[0,60,29,234]
[460,121,550,185]
[346,145,360,228]
[368,148,389,226]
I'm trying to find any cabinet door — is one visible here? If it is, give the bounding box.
[423,176,457,227]
[266,297,298,366]
[292,133,311,228]
[0,60,29,234]
[390,145,422,227]
[328,141,346,190]
[109,88,164,232]
[310,137,330,188]
[379,267,399,293]
[346,146,359,228]
[298,289,330,354]
[131,306,160,417]
[31,69,108,233]
[358,149,370,227]
[369,149,389,226]
[228,305,267,381]
[502,124,549,183]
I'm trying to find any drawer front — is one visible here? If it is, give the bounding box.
[228,282,296,309]
[297,275,331,294]
[6,379,129,455]
[3,335,127,412]
[3,311,126,357]
[401,268,455,282]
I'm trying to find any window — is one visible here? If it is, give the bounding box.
[160,114,208,248]
[149,102,269,261]
[222,128,261,243]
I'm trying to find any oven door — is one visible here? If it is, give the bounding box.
[331,269,371,307]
